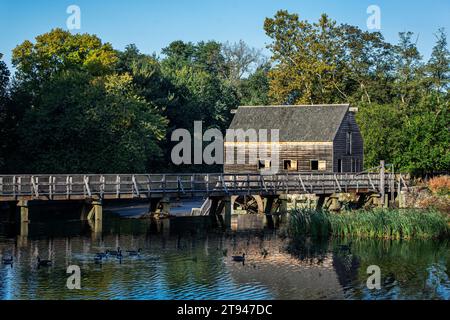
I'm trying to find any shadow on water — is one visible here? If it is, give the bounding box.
[0,205,449,300]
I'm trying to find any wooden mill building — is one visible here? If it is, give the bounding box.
[224,104,363,173]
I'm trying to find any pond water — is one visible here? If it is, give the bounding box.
[0,207,449,300]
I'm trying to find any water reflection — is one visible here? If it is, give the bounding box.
[0,212,449,300]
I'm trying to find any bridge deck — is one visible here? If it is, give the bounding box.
[0,173,409,202]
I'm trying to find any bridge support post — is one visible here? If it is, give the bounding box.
[160,197,171,216]
[208,198,219,228]
[264,197,276,229]
[223,197,232,229]
[150,197,170,219]
[17,200,29,223]
[87,200,103,222]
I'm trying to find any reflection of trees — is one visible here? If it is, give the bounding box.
[285,237,450,300]
[347,239,450,299]
[332,252,360,293]
[162,235,224,292]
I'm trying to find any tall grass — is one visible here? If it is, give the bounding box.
[288,209,450,240]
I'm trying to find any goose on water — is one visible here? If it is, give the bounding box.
[2,256,13,265]
[37,257,52,267]
[232,253,246,262]
[94,253,104,264]
[96,252,108,259]
[106,247,121,256]
[126,248,141,256]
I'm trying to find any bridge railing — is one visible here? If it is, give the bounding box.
[0,172,406,201]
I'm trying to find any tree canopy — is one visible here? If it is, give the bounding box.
[264,10,449,175]
[0,12,448,176]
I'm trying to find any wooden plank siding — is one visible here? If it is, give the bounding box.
[332,111,364,173]
[224,143,333,173]
[223,110,363,174]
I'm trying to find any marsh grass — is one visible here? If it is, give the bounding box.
[288,208,450,240]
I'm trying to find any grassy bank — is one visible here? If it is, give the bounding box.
[288,209,450,240]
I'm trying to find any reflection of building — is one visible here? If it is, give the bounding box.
[225,104,363,173]
[224,236,346,299]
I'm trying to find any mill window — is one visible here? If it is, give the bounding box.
[283,160,298,171]
[310,160,319,171]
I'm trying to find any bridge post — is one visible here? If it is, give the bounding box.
[264,196,276,229]
[87,200,103,222]
[93,200,103,223]
[208,198,219,228]
[148,198,161,216]
[223,197,232,229]
[160,197,171,217]
[17,200,29,223]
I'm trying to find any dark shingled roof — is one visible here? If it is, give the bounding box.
[228,104,350,142]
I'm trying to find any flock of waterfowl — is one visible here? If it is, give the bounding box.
[1,246,277,269]
[92,247,142,264]
[0,247,143,269]
[2,255,52,268]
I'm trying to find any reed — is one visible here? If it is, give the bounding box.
[288,208,449,240]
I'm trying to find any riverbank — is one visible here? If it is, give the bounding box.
[288,208,450,240]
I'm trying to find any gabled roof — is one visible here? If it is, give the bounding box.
[228,104,350,142]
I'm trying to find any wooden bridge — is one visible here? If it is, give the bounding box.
[0,172,408,201]
[0,170,410,235]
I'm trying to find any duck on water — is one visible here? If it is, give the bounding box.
[232,253,246,262]
[37,257,52,268]
[2,255,13,267]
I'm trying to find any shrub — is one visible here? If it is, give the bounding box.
[428,176,450,196]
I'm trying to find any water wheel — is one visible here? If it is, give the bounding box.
[232,195,263,214]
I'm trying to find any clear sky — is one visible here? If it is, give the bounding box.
[1,0,450,71]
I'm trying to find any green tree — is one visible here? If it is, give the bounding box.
[13,72,166,173]
[8,30,167,173]
[0,53,10,170]
[239,63,270,106]
[393,32,424,107]
[426,28,450,95]
[161,40,239,131]
[264,11,394,105]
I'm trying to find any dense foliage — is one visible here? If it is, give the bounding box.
[0,10,448,174]
[264,11,449,174]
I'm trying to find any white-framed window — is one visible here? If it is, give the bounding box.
[318,160,327,171]
[283,160,298,171]
[258,159,271,170]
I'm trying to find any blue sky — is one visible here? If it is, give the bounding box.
[1,0,450,71]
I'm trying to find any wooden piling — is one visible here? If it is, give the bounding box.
[223,198,232,229]
[17,200,29,223]
[264,197,276,228]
